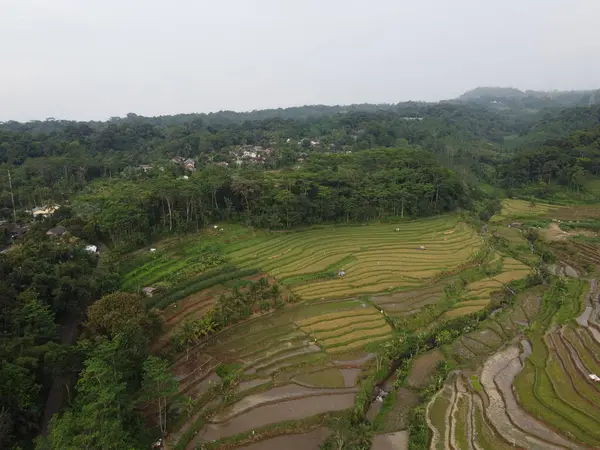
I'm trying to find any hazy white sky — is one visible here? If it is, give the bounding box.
[1,0,599,121]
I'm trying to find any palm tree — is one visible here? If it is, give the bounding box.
[176,319,198,361]
[268,284,281,307]
[217,294,235,326]
[183,396,195,418]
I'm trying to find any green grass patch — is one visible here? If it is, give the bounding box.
[470,375,482,392]
[147,266,258,309]
[293,368,345,388]
[554,279,585,325]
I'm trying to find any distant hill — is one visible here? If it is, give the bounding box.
[459,86,528,100]
[456,86,600,110]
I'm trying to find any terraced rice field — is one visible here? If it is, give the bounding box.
[551,239,600,273]
[429,280,600,450]
[449,288,541,366]
[296,308,393,353]
[226,216,482,300]
[440,256,531,320]
[512,280,600,448]
[168,299,391,449]
[490,198,554,222]
[120,232,232,291]
[372,281,448,318]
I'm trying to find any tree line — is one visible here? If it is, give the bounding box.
[71,147,468,248]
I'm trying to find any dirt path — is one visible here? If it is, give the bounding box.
[191,393,355,446]
[481,345,580,449]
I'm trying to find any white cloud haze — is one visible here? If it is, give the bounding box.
[1,0,599,121]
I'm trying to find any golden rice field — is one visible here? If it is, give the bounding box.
[441,256,532,320]
[226,216,482,300]
[490,198,554,222]
[296,306,393,353]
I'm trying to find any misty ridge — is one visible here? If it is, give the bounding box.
[1,86,599,129]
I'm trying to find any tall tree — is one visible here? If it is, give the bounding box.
[139,356,178,437]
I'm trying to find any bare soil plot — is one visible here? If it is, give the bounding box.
[371,430,409,450]
[237,378,271,393]
[552,205,600,221]
[469,328,504,348]
[407,349,444,389]
[293,368,346,388]
[195,393,356,443]
[237,427,330,450]
[379,388,420,433]
[373,282,446,312]
[213,384,358,422]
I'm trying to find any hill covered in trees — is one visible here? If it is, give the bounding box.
[1,88,600,449]
[1,92,599,228]
[456,86,600,111]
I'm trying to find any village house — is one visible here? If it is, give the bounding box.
[215,162,229,167]
[32,205,59,219]
[171,156,185,164]
[1,223,27,240]
[139,164,154,172]
[183,158,196,171]
[142,286,157,297]
[232,145,274,164]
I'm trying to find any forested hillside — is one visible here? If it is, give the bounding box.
[457,86,600,110]
[2,89,600,449]
[2,95,599,222]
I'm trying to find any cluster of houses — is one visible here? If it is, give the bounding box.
[137,156,197,173]
[171,156,196,171]
[1,204,99,255]
[287,138,321,147]
[229,145,275,165]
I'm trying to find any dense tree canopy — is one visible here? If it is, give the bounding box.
[0,236,111,448]
[70,147,468,248]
